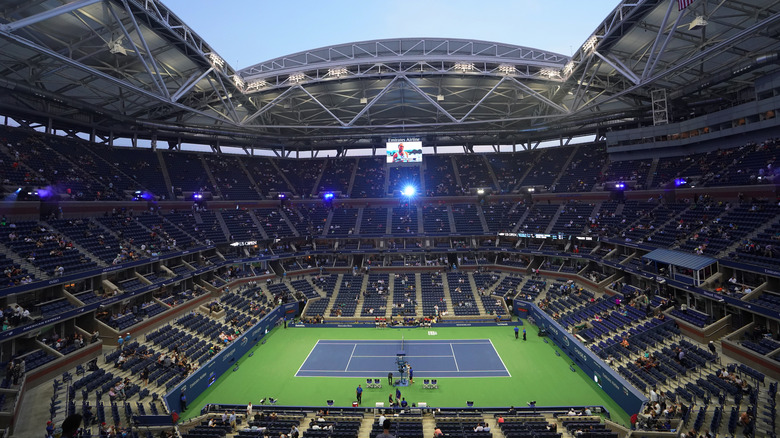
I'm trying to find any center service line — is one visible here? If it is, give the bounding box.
[344,343,358,371]
[450,343,460,372]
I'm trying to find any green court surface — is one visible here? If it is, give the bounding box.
[182,325,629,426]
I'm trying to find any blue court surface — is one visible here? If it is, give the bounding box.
[295,339,510,378]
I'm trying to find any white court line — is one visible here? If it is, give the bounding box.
[344,343,357,371]
[294,339,322,377]
[297,369,508,373]
[488,338,512,378]
[450,343,460,372]
[317,340,491,345]
[351,355,454,358]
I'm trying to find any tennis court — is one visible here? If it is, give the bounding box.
[295,339,510,377]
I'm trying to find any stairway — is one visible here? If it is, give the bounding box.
[199,156,222,199]
[246,210,269,240]
[475,204,490,234]
[0,240,44,279]
[510,207,532,233]
[269,158,296,196]
[548,145,579,191]
[468,273,487,314]
[450,156,464,189]
[644,157,660,188]
[544,204,565,234]
[213,211,233,240]
[155,150,175,199]
[414,273,424,318]
[483,155,501,191]
[323,275,345,316]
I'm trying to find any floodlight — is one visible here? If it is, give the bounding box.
[527,188,535,193]
[323,192,335,201]
[582,35,599,53]
[289,72,305,83]
[615,183,625,190]
[247,80,269,91]
[539,69,560,78]
[208,53,225,68]
[454,62,474,72]
[328,67,348,77]
[233,76,245,90]
[278,193,286,199]
[402,186,416,197]
[563,61,575,76]
[498,64,515,74]
[476,188,485,195]
[436,94,445,102]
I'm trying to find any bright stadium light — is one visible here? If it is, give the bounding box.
[232,76,245,90]
[208,53,225,68]
[289,72,305,83]
[247,80,268,91]
[454,62,474,72]
[582,35,599,53]
[323,192,335,201]
[539,69,560,78]
[563,61,575,76]
[477,188,485,195]
[328,67,349,77]
[402,186,416,197]
[498,64,516,74]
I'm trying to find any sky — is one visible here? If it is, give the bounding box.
[160,0,620,70]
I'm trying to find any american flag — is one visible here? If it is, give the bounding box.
[678,0,695,11]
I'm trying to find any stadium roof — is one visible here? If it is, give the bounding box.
[642,248,716,271]
[0,0,779,152]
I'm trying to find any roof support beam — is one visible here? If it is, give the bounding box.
[1,0,101,33]
[641,0,677,81]
[171,67,213,103]
[120,0,170,99]
[593,51,639,85]
[642,3,688,81]
[241,86,298,125]
[458,76,507,122]
[297,86,347,126]
[507,77,567,114]
[106,1,168,99]
[347,76,399,126]
[0,30,239,126]
[401,76,458,123]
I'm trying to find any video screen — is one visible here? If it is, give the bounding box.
[386,139,423,163]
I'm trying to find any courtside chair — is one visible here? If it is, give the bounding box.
[374,378,382,388]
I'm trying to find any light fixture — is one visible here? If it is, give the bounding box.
[436,94,445,102]
[208,53,225,68]
[689,16,708,31]
[289,73,305,83]
[232,76,244,90]
[498,64,515,74]
[402,186,416,197]
[563,61,575,76]
[477,188,485,195]
[328,67,349,77]
[582,35,599,53]
[454,62,474,72]
[359,97,368,104]
[539,69,559,78]
[246,80,268,91]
